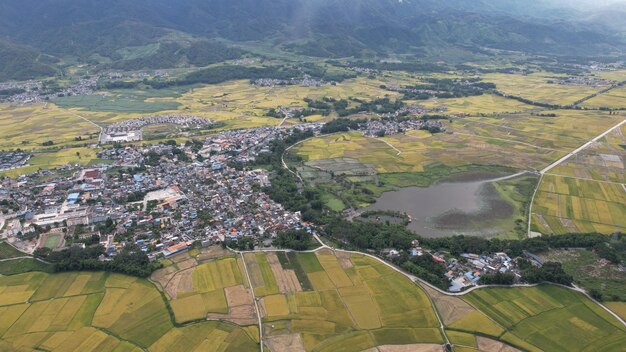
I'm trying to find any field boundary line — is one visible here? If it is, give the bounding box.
[239,252,264,352]
[309,236,626,327]
[529,117,626,237]
[544,173,626,186]
[541,118,626,174]
[373,137,401,155]
[453,132,564,152]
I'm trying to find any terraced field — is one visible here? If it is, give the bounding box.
[244,250,444,352]
[0,271,259,352]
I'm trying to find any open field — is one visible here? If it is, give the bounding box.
[0,258,53,275]
[605,302,626,320]
[548,124,625,184]
[0,103,100,150]
[582,85,626,109]
[419,94,537,115]
[464,285,626,352]
[150,252,258,326]
[531,174,626,234]
[0,147,106,178]
[482,72,608,105]
[296,111,623,175]
[52,88,183,113]
[245,250,444,352]
[0,242,25,259]
[541,249,626,301]
[0,270,258,351]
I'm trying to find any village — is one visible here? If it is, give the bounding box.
[99,114,215,144]
[0,151,31,171]
[0,124,322,260]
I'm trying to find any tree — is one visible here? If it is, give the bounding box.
[273,230,315,250]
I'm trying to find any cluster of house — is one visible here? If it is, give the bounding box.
[362,117,445,137]
[0,77,98,104]
[444,252,520,292]
[252,75,332,88]
[549,76,615,87]
[1,124,324,258]
[105,70,168,80]
[1,70,170,104]
[0,151,31,171]
[99,115,214,144]
[347,66,379,74]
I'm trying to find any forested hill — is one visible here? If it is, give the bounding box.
[0,0,625,81]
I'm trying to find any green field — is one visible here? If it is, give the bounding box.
[0,271,259,351]
[44,235,62,248]
[0,242,25,259]
[0,258,53,275]
[246,250,444,352]
[52,88,184,113]
[463,285,626,352]
[542,249,626,301]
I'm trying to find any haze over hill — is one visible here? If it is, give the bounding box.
[0,0,625,81]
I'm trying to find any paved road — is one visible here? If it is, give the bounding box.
[239,253,264,352]
[528,117,626,237]
[541,118,626,174]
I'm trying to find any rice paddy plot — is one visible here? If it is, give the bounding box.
[532,174,626,235]
[483,72,608,106]
[0,267,258,351]
[464,285,626,352]
[582,85,626,109]
[0,103,99,151]
[418,94,536,115]
[255,250,443,352]
[52,90,182,113]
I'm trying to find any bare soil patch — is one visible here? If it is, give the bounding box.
[176,257,197,271]
[336,251,354,269]
[419,283,476,324]
[150,266,178,291]
[364,344,444,352]
[476,337,520,352]
[206,285,257,325]
[316,248,334,256]
[198,246,231,262]
[170,252,192,263]
[265,333,307,352]
[207,305,257,326]
[225,285,254,307]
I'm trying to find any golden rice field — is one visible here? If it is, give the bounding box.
[0,271,258,352]
[581,85,626,109]
[0,103,99,150]
[296,110,624,175]
[482,72,608,105]
[547,124,625,184]
[244,250,444,352]
[418,93,537,115]
[169,256,246,323]
[531,174,626,235]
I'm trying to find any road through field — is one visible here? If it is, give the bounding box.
[239,252,264,352]
[540,117,626,174]
[528,117,626,238]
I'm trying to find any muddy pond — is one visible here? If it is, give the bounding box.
[361,172,529,237]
